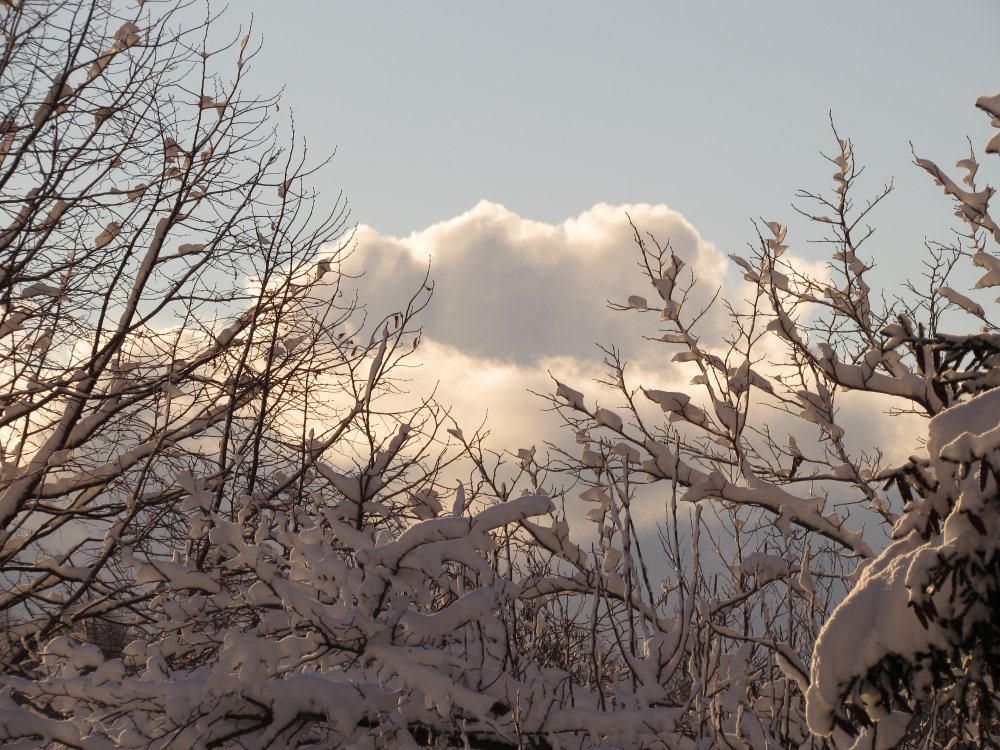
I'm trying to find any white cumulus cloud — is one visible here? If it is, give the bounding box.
[347,200,727,364]
[335,201,924,503]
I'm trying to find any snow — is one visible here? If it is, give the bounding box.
[642,388,690,412]
[929,387,1000,460]
[594,407,623,431]
[740,551,790,583]
[972,249,1000,288]
[5,25,1000,745]
[556,381,586,410]
[937,285,985,318]
[978,91,1000,118]
[805,535,939,735]
[130,555,222,593]
[808,387,1000,737]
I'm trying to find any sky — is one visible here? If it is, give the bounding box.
[226,1,998,471]
[237,1,999,263]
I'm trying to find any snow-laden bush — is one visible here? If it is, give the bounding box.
[3,478,556,747]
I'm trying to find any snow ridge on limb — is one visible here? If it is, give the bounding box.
[641,436,873,557]
[976,91,1000,154]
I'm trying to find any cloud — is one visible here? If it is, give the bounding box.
[338,200,731,480]
[346,200,727,364]
[398,338,589,455]
[330,201,927,540]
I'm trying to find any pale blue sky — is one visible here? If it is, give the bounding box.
[235,0,999,293]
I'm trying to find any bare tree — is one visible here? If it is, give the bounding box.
[0,0,438,732]
[529,95,1000,748]
[0,3,564,748]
